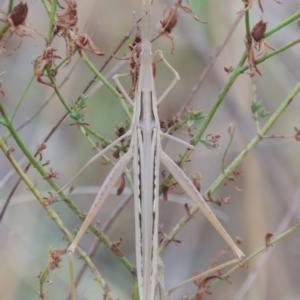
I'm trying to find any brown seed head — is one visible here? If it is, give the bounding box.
[160,8,180,34]
[116,126,126,137]
[8,2,28,27]
[251,20,267,42]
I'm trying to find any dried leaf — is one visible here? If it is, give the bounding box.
[76,34,105,56]
[160,8,180,34]
[34,47,60,87]
[8,2,28,27]
[224,66,234,73]
[111,238,124,257]
[251,20,267,42]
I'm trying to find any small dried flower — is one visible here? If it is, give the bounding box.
[34,47,61,87]
[265,233,274,250]
[251,20,267,42]
[75,34,105,56]
[160,8,180,34]
[224,66,234,73]
[294,127,300,142]
[8,2,28,27]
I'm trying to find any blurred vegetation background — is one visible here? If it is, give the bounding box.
[1,0,300,299]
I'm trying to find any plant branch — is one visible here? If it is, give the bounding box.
[160,78,300,252]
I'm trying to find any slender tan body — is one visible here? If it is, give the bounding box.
[64,1,244,299]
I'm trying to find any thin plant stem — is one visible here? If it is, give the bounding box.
[1,21,138,222]
[1,2,300,298]
[160,79,300,251]
[66,192,134,300]
[0,102,135,274]
[0,0,13,41]
[80,51,132,119]
[176,14,243,117]
[47,0,58,42]
[0,137,117,300]
[160,12,300,197]
[186,223,300,300]
[10,73,35,121]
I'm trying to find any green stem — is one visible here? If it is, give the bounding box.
[159,53,246,193]
[40,0,51,14]
[160,13,300,195]
[195,10,300,144]
[187,223,300,300]
[265,10,300,38]
[0,101,135,274]
[159,79,300,252]
[8,0,14,12]
[221,125,235,174]
[47,0,58,42]
[240,38,300,73]
[210,79,300,193]
[80,51,132,119]
[45,69,124,147]
[80,126,134,191]
[0,0,13,40]
[0,137,117,300]
[10,73,35,121]
[244,10,251,37]
[45,57,132,151]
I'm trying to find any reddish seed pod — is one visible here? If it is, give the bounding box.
[160,8,179,34]
[117,126,126,137]
[112,149,120,159]
[264,233,274,251]
[251,20,267,42]
[236,236,243,245]
[184,203,190,214]
[8,2,28,27]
